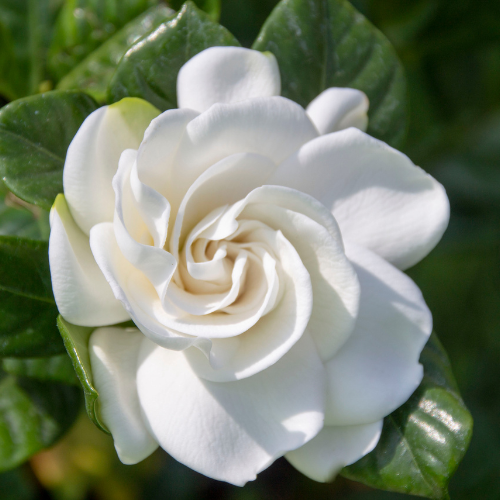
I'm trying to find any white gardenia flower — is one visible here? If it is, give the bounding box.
[49,46,449,485]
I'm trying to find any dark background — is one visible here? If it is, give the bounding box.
[2,0,500,498]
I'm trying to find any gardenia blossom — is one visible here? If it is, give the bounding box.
[49,46,449,485]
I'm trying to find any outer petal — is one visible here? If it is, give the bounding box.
[49,195,129,326]
[64,98,159,234]
[89,327,158,464]
[136,108,199,200]
[306,88,369,135]
[177,47,280,113]
[169,96,318,213]
[268,128,450,270]
[285,420,383,482]
[137,333,326,486]
[324,242,431,427]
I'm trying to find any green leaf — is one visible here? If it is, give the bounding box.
[0,181,50,240]
[0,235,64,358]
[0,90,99,210]
[342,333,473,499]
[0,236,53,303]
[57,316,108,433]
[0,0,63,100]
[108,1,240,110]
[0,291,64,358]
[2,354,78,386]
[252,0,407,147]
[0,467,36,500]
[48,0,160,81]
[169,0,221,21]
[0,373,82,471]
[57,5,175,103]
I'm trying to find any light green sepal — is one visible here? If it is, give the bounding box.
[109,97,161,141]
[57,315,109,434]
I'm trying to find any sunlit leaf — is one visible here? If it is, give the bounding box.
[0,91,98,210]
[2,355,78,386]
[0,0,63,100]
[108,1,240,110]
[342,333,473,500]
[57,5,175,102]
[169,0,221,21]
[0,371,82,472]
[57,316,108,434]
[47,0,160,81]
[253,0,407,147]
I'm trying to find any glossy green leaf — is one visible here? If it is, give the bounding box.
[252,0,407,147]
[47,0,159,81]
[2,354,78,386]
[0,291,63,358]
[108,1,240,110]
[0,181,50,240]
[0,91,99,210]
[0,372,82,471]
[169,0,221,21]
[0,235,63,357]
[0,236,53,303]
[0,0,63,100]
[341,333,473,499]
[57,316,108,433]
[57,5,175,103]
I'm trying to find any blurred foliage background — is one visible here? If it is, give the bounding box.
[1,0,499,498]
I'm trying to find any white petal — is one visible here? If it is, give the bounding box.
[113,150,177,303]
[285,420,383,482]
[89,327,158,464]
[136,108,199,200]
[139,242,281,341]
[137,333,326,486]
[89,222,211,354]
[64,98,159,234]
[184,227,313,381]
[171,152,275,257]
[306,88,369,135]
[269,127,450,269]
[177,47,281,113]
[324,242,431,427]
[241,201,360,361]
[49,195,129,326]
[169,96,318,213]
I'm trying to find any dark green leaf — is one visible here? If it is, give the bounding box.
[57,316,108,433]
[2,354,78,386]
[169,0,221,21]
[0,91,99,210]
[0,0,63,100]
[0,236,53,303]
[0,291,64,358]
[0,235,63,357]
[48,0,160,81]
[342,333,473,499]
[0,467,36,500]
[252,0,407,147]
[108,1,240,110]
[0,374,82,471]
[57,5,175,103]
[0,181,50,240]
